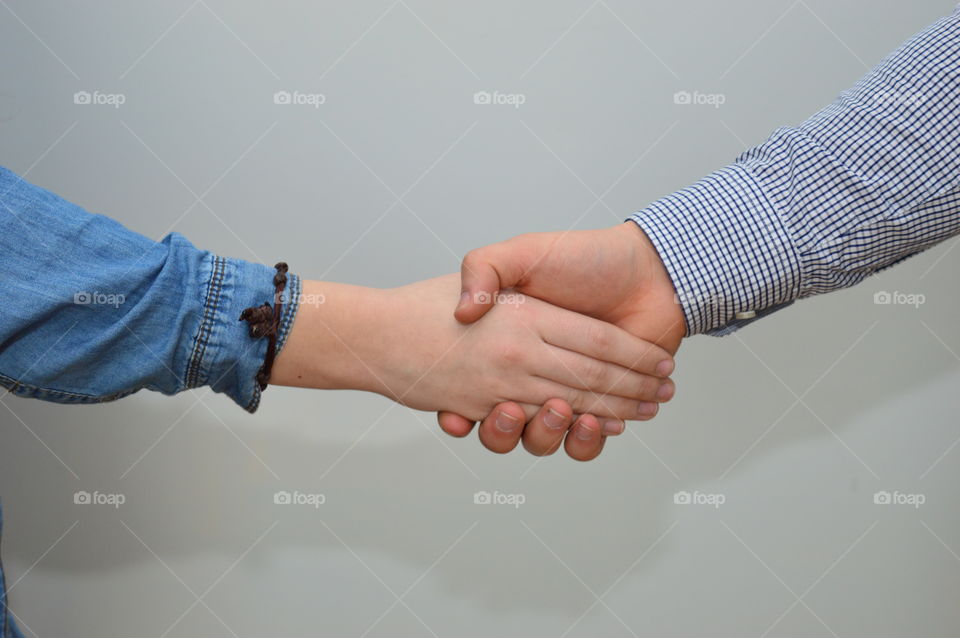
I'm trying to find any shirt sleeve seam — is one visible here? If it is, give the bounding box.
[0,370,142,403]
[184,254,227,390]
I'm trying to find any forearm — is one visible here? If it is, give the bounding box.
[272,276,475,403]
[0,166,294,412]
[0,167,669,420]
[271,280,393,395]
[275,273,674,421]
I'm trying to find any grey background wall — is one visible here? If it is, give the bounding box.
[1,1,959,636]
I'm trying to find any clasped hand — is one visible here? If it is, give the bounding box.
[437,222,687,461]
[273,223,685,462]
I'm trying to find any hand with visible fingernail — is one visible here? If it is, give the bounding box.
[438,223,684,461]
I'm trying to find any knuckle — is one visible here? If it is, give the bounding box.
[462,247,485,268]
[649,344,670,364]
[497,342,527,367]
[638,375,660,400]
[581,359,609,391]
[563,386,585,410]
[493,377,520,402]
[587,325,612,353]
[593,396,626,419]
[566,388,605,416]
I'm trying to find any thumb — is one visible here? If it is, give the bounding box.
[454,238,529,324]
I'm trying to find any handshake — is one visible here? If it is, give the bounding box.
[273,222,687,462]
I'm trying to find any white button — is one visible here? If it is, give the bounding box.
[735,310,757,320]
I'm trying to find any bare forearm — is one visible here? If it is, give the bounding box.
[269,274,673,421]
[271,280,389,394]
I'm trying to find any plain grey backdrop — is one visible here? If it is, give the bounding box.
[1,1,959,636]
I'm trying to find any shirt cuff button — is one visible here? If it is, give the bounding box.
[735,310,757,320]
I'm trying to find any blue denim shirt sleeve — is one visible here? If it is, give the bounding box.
[0,166,300,413]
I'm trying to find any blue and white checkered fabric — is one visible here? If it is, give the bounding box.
[631,6,960,336]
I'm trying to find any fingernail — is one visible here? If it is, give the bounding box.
[495,410,521,433]
[575,423,597,441]
[657,381,675,402]
[456,291,470,310]
[656,359,674,377]
[601,419,625,436]
[637,402,659,417]
[543,408,567,430]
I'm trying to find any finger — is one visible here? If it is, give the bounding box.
[455,237,533,324]
[537,311,675,378]
[600,417,627,437]
[437,412,477,438]
[477,402,528,454]
[564,414,607,462]
[531,379,661,421]
[521,398,574,456]
[487,403,543,423]
[539,346,674,403]
[515,401,573,424]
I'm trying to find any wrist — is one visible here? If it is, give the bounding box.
[627,165,801,335]
[271,280,392,393]
[615,221,687,352]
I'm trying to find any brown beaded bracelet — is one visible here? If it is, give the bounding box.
[239,262,289,391]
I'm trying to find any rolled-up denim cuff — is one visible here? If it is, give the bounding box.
[185,254,301,413]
